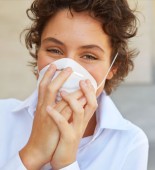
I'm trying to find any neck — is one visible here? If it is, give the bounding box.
[83,113,96,138]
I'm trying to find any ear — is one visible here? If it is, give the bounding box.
[106,67,117,80]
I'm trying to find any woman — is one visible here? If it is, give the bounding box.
[0,0,149,170]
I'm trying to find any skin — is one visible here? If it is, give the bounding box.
[20,9,114,170]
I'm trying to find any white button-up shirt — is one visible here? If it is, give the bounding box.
[0,90,149,170]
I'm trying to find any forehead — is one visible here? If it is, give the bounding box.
[41,9,111,50]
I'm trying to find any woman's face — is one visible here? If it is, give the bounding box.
[37,9,113,97]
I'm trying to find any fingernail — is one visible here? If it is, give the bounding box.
[81,80,87,87]
[86,79,91,85]
[86,79,92,87]
[61,91,68,96]
[49,64,56,71]
[64,67,72,73]
[81,97,86,103]
[46,105,52,113]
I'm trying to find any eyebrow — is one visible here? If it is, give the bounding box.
[42,37,65,46]
[42,37,105,53]
[79,45,105,53]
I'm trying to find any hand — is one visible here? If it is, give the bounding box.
[19,65,74,170]
[47,79,98,169]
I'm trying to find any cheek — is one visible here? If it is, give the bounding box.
[88,66,107,85]
[87,65,109,97]
[96,83,105,97]
[37,51,56,71]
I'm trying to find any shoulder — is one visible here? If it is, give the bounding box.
[108,95,148,146]
[98,93,149,147]
[120,119,149,150]
[129,122,148,144]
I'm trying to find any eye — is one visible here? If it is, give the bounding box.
[82,54,97,61]
[46,48,63,55]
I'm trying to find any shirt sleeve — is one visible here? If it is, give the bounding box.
[0,153,27,170]
[122,136,149,170]
[59,161,80,170]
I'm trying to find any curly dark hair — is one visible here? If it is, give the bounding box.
[24,0,138,95]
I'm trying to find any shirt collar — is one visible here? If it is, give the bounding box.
[95,92,131,131]
[12,90,130,130]
[12,89,38,117]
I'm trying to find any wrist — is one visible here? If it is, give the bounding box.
[19,146,46,170]
[51,158,76,170]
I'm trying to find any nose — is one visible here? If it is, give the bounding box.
[67,55,79,64]
[67,55,74,60]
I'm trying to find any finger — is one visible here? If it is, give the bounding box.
[62,97,86,122]
[54,94,86,122]
[44,67,72,106]
[78,97,87,107]
[61,91,84,131]
[38,64,57,105]
[57,96,86,122]
[79,80,98,124]
[61,106,72,121]
[46,106,72,141]
[54,100,68,112]
[54,89,83,113]
[63,89,83,100]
